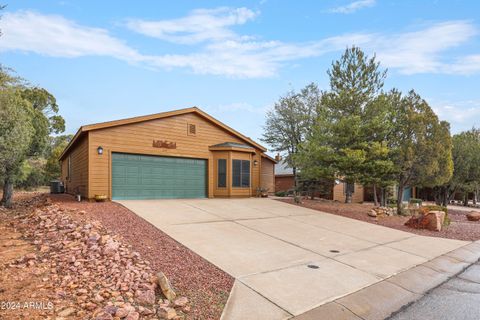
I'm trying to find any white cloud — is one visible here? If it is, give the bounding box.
[142,33,372,78]
[0,10,479,78]
[445,54,480,75]
[329,0,376,14]
[370,21,478,74]
[126,7,257,45]
[432,100,480,133]
[0,11,143,62]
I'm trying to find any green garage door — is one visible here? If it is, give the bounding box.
[112,153,207,200]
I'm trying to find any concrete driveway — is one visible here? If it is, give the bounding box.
[117,198,468,319]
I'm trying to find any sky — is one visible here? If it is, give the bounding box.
[1,0,480,152]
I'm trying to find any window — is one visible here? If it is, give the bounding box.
[218,159,227,188]
[344,182,355,194]
[232,160,250,188]
[187,123,196,136]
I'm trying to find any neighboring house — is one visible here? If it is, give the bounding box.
[274,160,364,203]
[332,180,364,203]
[59,107,276,200]
[274,159,295,193]
[364,185,417,202]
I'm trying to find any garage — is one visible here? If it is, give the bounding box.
[111,153,207,200]
[59,107,275,200]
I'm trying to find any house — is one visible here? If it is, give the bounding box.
[59,107,276,200]
[274,160,364,203]
[274,159,295,193]
[364,185,417,203]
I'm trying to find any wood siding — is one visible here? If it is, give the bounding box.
[260,157,275,193]
[87,113,263,199]
[61,135,89,198]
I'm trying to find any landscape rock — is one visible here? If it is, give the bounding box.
[0,196,192,320]
[94,311,114,320]
[103,305,118,315]
[125,311,140,320]
[426,210,445,231]
[103,239,120,256]
[173,297,188,308]
[135,289,156,305]
[157,306,177,319]
[156,272,176,301]
[58,307,76,317]
[369,206,396,218]
[467,211,480,221]
[115,307,130,318]
[25,252,37,260]
[405,210,446,231]
[139,306,155,315]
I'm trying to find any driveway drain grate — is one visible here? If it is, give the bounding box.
[329,250,340,253]
[307,264,319,269]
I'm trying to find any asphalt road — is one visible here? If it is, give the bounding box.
[390,262,480,320]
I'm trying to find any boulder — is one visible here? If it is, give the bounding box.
[425,210,445,231]
[156,272,176,301]
[405,210,446,231]
[467,211,480,221]
[368,209,377,217]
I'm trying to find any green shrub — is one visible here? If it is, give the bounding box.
[421,205,448,214]
[275,191,286,197]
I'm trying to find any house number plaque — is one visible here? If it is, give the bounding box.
[152,140,177,149]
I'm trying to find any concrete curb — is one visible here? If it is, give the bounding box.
[292,240,480,320]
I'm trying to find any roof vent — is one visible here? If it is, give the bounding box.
[188,123,196,136]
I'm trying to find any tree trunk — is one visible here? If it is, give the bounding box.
[434,186,449,207]
[442,188,449,207]
[397,184,405,215]
[380,187,386,207]
[434,187,441,206]
[345,190,352,203]
[373,184,378,206]
[474,186,478,205]
[293,167,297,188]
[1,175,14,208]
[464,193,469,206]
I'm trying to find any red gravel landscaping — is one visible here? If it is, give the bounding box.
[51,194,234,320]
[277,198,480,241]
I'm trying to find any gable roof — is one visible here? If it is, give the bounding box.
[59,107,267,160]
[275,159,294,175]
[210,142,255,149]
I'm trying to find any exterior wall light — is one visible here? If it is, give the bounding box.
[253,160,258,166]
[97,146,104,155]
